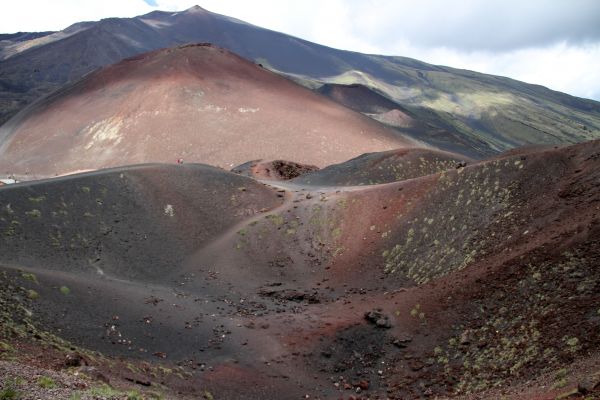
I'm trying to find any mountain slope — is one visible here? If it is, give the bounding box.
[0,44,416,177]
[316,83,496,157]
[0,5,598,157]
[292,147,470,186]
[0,140,598,399]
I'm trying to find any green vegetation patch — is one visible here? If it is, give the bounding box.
[431,249,598,395]
[37,376,57,389]
[383,160,517,284]
[25,209,41,218]
[21,272,38,284]
[28,196,46,203]
[265,214,284,226]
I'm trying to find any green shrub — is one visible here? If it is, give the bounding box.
[0,379,21,400]
[127,390,143,400]
[25,210,41,218]
[21,273,38,284]
[0,387,19,400]
[37,376,56,389]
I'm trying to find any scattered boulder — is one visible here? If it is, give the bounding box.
[364,309,392,329]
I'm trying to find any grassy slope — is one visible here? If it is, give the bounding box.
[280,58,600,158]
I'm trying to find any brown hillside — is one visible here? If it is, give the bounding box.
[0,44,418,178]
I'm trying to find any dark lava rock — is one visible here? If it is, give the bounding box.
[258,288,321,303]
[353,380,370,390]
[64,352,85,367]
[392,335,412,348]
[271,160,319,180]
[578,373,600,394]
[364,309,392,329]
[460,329,474,345]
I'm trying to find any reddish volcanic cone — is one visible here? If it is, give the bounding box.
[0,43,419,178]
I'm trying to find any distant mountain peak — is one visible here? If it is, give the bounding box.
[184,5,207,13]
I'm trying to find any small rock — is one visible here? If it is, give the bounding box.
[578,374,600,394]
[64,352,85,367]
[364,310,392,329]
[392,335,412,348]
[356,380,370,390]
[78,366,109,383]
[321,351,332,358]
[460,329,474,345]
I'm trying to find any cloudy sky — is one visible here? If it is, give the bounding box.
[2,0,600,100]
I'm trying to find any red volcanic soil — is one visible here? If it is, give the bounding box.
[0,43,419,178]
[232,159,319,180]
[0,140,599,399]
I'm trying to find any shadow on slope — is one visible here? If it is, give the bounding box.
[292,147,469,186]
[0,140,599,399]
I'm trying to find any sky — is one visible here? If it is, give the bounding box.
[1,0,599,100]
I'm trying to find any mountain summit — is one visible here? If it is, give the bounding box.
[183,5,208,13]
[0,5,598,157]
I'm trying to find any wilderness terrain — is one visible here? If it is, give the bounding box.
[1,140,598,399]
[0,44,420,178]
[1,5,599,400]
[1,6,599,157]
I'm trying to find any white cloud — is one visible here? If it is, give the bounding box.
[380,42,600,101]
[0,0,153,32]
[192,0,600,100]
